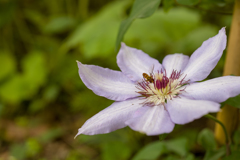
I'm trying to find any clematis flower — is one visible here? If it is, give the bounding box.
[75,28,240,137]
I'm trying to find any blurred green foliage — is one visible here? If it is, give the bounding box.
[0,0,239,160]
[115,0,161,49]
[222,94,240,109]
[197,129,217,151]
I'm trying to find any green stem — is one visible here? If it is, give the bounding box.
[204,114,231,156]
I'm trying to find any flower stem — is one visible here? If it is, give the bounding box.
[205,114,231,156]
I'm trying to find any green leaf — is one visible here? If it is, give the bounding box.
[176,129,199,149]
[174,26,218,54]
[39,128,63,143]
[132,141,167,160]
[125,7,201,56]
[24,9,46,30]
[185,154,195,160]
[199,0,226,8]
[101,141,132,160]
[29,99,46,113]
[62,0,128,59]
[44,16,76,34]
[165,137,189,157]
[10,143,27,160]
[162,155,180,160]
[159,133,168,141]
[197,129,217,150]
[176,0,200,5]
[43,85,60,101]
[203,147,226,160]
[0,103,3,116]
[0,52,16,81]
[233,128,240,145]
[224,0,234,3]
[222,151,240,160]
[0,75,26,103]
[64,6,202,60]
[222,94,240,108]
[0,51,47,103]
[22,51,47,85]
[0,0,15,27]
[26,138,42,157]
[163,153,195,160]
[163,0,175,12]
[115,0,161,50]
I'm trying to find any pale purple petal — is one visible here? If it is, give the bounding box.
[75,98,144,137]
[181,76,240,103]
[125,105,175,136]
[166,97,220,124]
[117,43,162,81]
[182,28,227,82]
[77,61,139,101]
[162,54,189,77]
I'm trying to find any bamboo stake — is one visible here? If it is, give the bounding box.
[214,0,240,145]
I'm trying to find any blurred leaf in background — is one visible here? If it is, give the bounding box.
[62,0,129,59]
[0,52,16,82]
[0,51,47,104]
[115,0,161,50]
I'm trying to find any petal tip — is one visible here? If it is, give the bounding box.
[76,60,81,64]
[74,134,78,139]
[221,26,226,31]
[120,42,128,50]
[77,61,84,68]
[219,27,226,35]
[74,129,83,139]
[121,42,126,47]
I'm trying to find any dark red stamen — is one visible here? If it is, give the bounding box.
[136,68,189,103]
[156,79,161,90]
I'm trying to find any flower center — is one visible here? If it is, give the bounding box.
[136,69,188,106]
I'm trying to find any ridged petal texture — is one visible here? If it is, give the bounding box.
[77,61,139,101]
[183,28,227,82]
[117,43,162,81]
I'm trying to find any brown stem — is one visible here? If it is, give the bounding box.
[214,0,240,146]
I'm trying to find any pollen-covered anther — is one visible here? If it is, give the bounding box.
[137,69,188,106]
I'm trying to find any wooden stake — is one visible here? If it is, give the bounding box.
[215,0,240,145]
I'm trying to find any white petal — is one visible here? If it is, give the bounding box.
[162,53,189,77]
[167,97,220,124]
[77,61,139,101]
[75,98,144,137]
[125,105,175,136]
[182,76,240,103]
[183,28,227,82]
[117,43,162,81]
